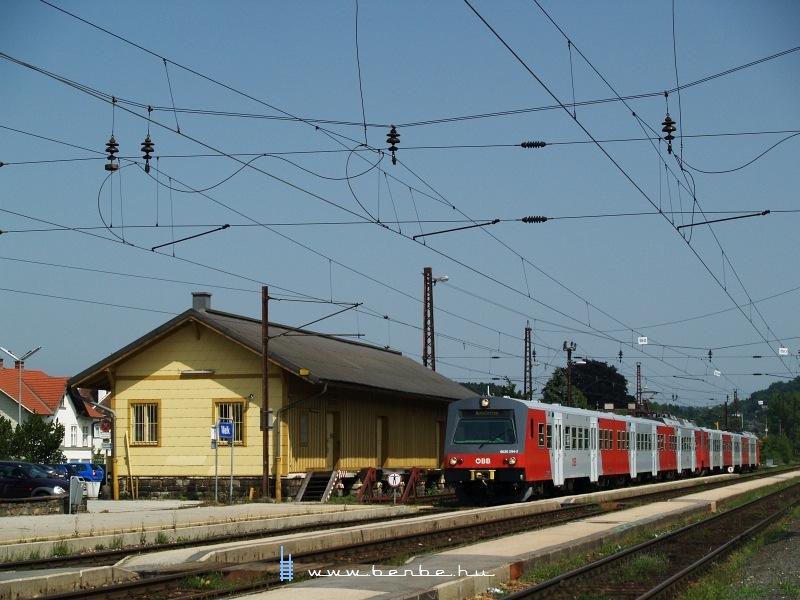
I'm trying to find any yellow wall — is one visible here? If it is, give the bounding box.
[112,321,280,478]
[285,388,447,473]
[109,320,449,480]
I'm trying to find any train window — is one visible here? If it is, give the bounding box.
[565,426,571,449]
[583,428,589,450]
[538,423,545,448]
[452,414,517,445]
[546,424,552,449]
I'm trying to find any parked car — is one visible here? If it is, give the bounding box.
[64,462,105,484]
[40,464,69,479]
[0,461,71,498]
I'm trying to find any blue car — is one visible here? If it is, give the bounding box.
[64,462,105,483]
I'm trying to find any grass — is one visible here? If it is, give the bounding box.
[678,505,800,600]
[184,572,228,590]
[614,551,669,582]
[50,541,70,557]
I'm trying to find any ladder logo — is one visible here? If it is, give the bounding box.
[279,545,293,581]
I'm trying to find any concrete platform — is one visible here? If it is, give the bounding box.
[1,471,797,600]
[239,470,800,600]
[0,500,419,600]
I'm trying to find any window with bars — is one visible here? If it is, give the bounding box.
[216,402,244,445]
[131,403,159,445]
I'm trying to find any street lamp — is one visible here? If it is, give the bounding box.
[1,346,42,426]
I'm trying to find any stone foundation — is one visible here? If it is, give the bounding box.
[0,495,87,517]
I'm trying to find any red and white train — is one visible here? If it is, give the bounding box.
[443,395,760,504]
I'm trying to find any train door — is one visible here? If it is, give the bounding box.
[590,416,599,483]
[551,412,564,487]
[628,421,637,479]
[651,424,658,477]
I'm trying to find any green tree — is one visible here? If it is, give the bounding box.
[461,380,523,398]
[495,376,524,399]
[12,415,66,463]
[570,360,634,410]
[541,367,589,409]
[765,391,800,459]
[0,416,14,459]
[761,432,793,464]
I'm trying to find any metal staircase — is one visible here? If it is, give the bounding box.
[295,471,339,502]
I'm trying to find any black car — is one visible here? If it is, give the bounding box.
[0,461,71,498]
[40,463,69,480]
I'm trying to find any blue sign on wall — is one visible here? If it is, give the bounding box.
[218,422,234,440]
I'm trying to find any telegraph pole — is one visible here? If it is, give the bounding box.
[422,268,434,370]
[563,341,576,407]
[261,286,270,499]
[523,322,532,400]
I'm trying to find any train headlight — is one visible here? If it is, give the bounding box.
[480,397,490,408]
[507,456,517,466]
[449,456,459,466]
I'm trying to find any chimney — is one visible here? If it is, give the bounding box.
[192,291,212,311]
[0,358,3,368]
[15,360,22,370]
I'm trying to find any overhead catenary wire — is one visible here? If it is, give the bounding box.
[4,4,792,400]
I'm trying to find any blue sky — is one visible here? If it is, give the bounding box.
[2,1,798,409]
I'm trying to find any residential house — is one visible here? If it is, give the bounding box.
[0,359,103,462]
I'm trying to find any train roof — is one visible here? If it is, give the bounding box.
[454,396,759,439]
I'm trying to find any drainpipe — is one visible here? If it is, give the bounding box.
[273,382,328,501]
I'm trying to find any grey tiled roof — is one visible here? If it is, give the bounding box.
[69,307,473,402]
[202,309,473,401]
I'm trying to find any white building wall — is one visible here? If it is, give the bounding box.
[51,393,95,463]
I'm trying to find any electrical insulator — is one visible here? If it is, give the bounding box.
[662,113,676,154]
[104,135,119,171]
[521,141,547,148]
[521,216,548,223]
[618,350,623,363]
[141,135,154,174]
[708,349,713,362]
[386,126,400,165]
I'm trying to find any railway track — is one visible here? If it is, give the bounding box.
[25,502,610,599]
[7,471,795,600]
[502,480,800,599]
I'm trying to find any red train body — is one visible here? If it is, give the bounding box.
[443,395,760,504]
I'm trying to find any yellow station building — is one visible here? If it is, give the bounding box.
[68,292,473,500]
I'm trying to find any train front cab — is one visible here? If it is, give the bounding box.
[443,396,550,504]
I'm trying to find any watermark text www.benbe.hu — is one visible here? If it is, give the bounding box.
[279,545,493,581]
[308,565,495,578]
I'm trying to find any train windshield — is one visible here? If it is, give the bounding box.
[453,410,517,444]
